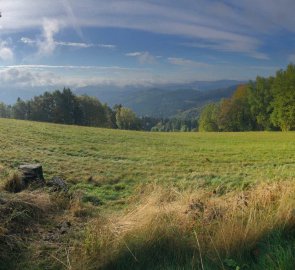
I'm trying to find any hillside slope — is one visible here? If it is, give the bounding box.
[76,85,237,118]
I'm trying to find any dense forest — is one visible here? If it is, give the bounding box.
[0,88,196,132]
[199,64,295,131]
[0,89,117,128]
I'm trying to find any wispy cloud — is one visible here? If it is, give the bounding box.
[167,57,210,67]
[37,19,60,56]
[20,37,35,45]
[21,37,115,49]
[61,0,84,39]
[1,0,281,59]
[1,64,143,71]
[1,0,294,85]
[288,53,295,63]
[56,41,116,49]
[126,51,156,64]
[182,42,269,60]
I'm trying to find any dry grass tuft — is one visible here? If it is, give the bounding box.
[3,173,24,193]
[0,189,53,268]
[71,181,295,269]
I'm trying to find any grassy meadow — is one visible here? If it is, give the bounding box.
[1,118,295,269]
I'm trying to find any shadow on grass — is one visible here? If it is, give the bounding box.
[99,226,295,270]
[247,228,295,270]
[102,233,201,270]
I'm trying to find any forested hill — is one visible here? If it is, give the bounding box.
[75,85,238,118]
[199,64,295,132]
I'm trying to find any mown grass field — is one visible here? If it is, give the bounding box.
[1,118,295,269]
[1,118,294,203]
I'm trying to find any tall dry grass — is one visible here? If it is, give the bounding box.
[72,181,295,269]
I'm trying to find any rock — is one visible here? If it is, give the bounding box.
[18,164,45,186]
[61,221,71,234]
[57,221,71,234]
[46,176,68,192]
[43,233,60,242]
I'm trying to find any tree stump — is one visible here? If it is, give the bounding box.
[18,164,45,186]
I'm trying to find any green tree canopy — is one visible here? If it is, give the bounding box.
[247,77,274,130]
[198,103,220,132]
[116,107,139,130]
[271,64,295,131]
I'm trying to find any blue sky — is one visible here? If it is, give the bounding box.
[0,0,294,92]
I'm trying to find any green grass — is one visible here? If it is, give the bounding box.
[1,118,295,269]
[1,118,294,203]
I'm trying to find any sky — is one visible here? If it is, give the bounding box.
[0,0,295,97]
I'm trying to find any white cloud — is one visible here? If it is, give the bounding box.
[20,37,35,45]
[167,57,210,67]
[0,65,199,89]
[0,66,156,88]
[20,37,116,51]
[0,67,58,87]
[55,41,116,49]
[126,52,142,57]
[98,44,116,49]
[0,62,279,90]
[126,51,156,64]
[37,19,60,55]
[0,41,14,61]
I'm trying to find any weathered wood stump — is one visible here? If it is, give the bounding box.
[18,164,45,186]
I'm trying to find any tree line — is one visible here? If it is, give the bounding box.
[0,88,198,132]
[0,89,139,130]
[199,64,295,131]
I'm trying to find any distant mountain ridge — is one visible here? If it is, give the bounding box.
[76,80,242,118]
[0,80,243,118]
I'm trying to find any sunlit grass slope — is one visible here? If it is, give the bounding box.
[0,118,295,205]
[1,118,295,270]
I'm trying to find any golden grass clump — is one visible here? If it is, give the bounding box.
[201,182,295,259]
[71,181,295,269]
